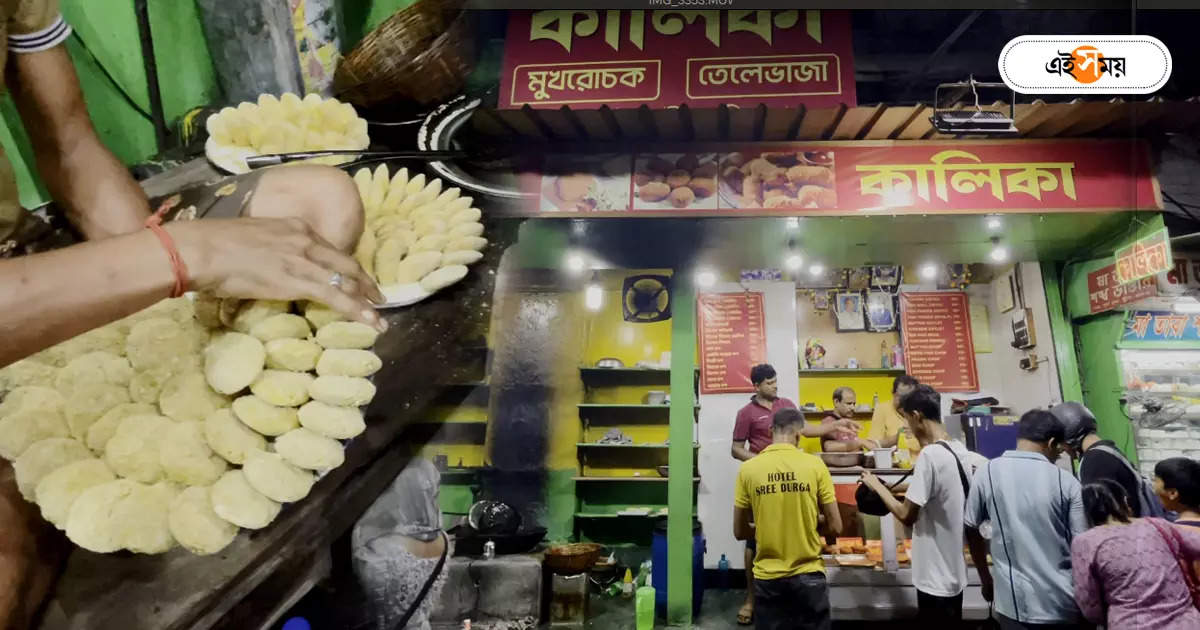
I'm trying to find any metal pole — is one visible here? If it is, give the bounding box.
[667,271,696,626]
[134,0,168,152]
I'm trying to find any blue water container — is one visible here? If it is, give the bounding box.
[651,519,705,618]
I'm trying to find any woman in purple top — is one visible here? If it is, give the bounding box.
[1071,479,1200,629]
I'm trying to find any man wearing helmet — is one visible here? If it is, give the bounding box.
[1050,402,1147,516]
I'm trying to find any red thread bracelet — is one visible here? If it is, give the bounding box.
[145,194,189,298]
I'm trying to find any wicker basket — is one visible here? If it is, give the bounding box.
[334,0,476,108]
[544,543,604,575]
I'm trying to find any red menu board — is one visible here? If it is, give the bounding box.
[1087,263,1157,314]
[499,10,855,109]
[698,292,767,394]
[899,292,979,393]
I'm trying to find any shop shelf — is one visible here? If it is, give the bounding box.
[575,442,699,449]
[799,368,907,375]
[809,408,876,416]
[577,403,699,410]
[574,506,669,518]
[572,476,701,482]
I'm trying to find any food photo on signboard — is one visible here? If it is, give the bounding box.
[632,152,720,211]
[718,149,838,210]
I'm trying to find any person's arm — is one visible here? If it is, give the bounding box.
[1071,538,1104,624]
[817,466,842,536]
[8,44,149,239]
[1067,477,1088,538]
[733,467,753,540]
[965,527,992,602]
[821,439,860,453]
[731,411,754,461]
[0,218,384,367]
[803,418,861,439]
[860,470,921,526]
[733,506,753,541]
[867,406,897,448]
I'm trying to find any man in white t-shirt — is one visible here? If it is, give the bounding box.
[860,384,986,621]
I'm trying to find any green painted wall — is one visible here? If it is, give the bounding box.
[1062,213,1169,462]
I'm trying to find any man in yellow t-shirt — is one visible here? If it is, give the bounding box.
[734,408,842,630]
[868,374,922,462]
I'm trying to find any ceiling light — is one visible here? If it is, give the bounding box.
[565,252,586,273]
[808,264,824,276]
[584,284,603,311]
[1174,301,1200,313]
[695,269,716,288]
[986,216,1003,231]
[990,246,1009,262]
[920,264,938,280]
[785,254,804,270]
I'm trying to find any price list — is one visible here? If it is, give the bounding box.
[899,292,979,392]
[698,292,767,394]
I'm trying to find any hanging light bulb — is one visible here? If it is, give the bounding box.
[585,283,603,311]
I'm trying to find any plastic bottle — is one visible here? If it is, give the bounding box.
[622,568,634,598]
[718,553,730,589]
[635,585,656,630]
[880,340,890,368]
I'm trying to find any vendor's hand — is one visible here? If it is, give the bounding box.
[830,418,861,434]
[169,218,386,331]
[858,439,879,451]
[860,470,886,494]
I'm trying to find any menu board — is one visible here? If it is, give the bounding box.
[698,292,767,394]
[899,292,979,392]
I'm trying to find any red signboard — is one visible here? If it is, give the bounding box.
[522,140,1159,217]
[499,10,855,109]
[698,292,767,394]
[899,292,979,393]
[1088,263,1158,314]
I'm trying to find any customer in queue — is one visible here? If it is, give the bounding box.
[730,363,858,626]
[1071,479,1200,629]
[859,384,986,622]
[1053,402,1165,517]
[965,410,1088,630]
[733,408,841,630]
[1155,457,1200,529]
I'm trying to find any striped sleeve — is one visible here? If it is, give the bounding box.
[9,13,71,53]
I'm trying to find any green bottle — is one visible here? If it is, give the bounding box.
[635,586,655,630]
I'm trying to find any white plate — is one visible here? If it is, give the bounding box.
[205,137,364,175]
[375,277,471,309]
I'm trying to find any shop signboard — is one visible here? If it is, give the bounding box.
[1122,310,1200,342]
[499,10,855,109]
[1088,263,1158,314]
[524,139,1159,217]
[697,292,767,394]
[1113,228,1172,285]
[899,292,980,392]
[1166,256,1200,288]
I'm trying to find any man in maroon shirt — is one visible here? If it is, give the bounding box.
[730,363,860,625]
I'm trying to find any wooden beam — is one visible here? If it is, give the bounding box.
[864,104,925,140]
[762,106,802,141]
[795,104,846,140]
[728,105,759,141]
[829,104,885,140]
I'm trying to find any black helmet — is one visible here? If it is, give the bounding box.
[1051,402,1097,449]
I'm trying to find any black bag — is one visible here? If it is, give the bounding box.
[855,471,912,516]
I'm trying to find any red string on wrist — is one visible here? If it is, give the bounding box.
[145,194,190,298]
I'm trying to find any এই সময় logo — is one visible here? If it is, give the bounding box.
[1045,46,1126,83]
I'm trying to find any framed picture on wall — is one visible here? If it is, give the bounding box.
[871,265,901,288]
[834,291,866,332]
[812,291,831,312]
[847,267,871,291]
[866,291,896,332]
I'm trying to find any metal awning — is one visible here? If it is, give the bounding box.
[469,98,1200,143]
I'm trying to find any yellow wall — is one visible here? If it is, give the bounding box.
[579,270,676,476]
